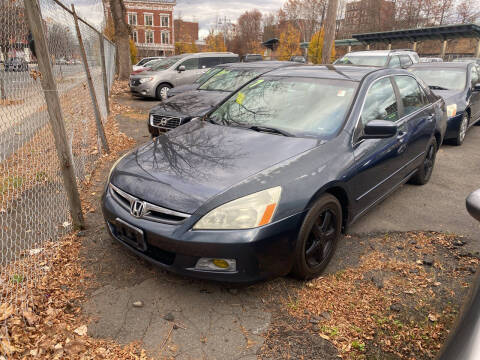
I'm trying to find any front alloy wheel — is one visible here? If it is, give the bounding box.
[292,194,342,280]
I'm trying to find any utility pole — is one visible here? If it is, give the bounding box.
[322,0,339,64]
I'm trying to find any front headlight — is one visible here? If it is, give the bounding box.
[139,77,153,84]
[193,187,282,230]
[447,104,457,117]
[107,151,131,184]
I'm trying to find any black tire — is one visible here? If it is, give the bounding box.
[292,194,342,280]
[453,113,469,146]
[155,83,171,100]
[409,138,437,185]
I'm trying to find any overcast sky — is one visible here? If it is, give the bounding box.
[175,0,285,39]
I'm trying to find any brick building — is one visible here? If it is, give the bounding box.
[342,0,395,38]
[106,0,176,57]
[174,19,199,43]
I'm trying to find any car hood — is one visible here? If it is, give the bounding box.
[150,90,229,118]
[110,120,319,214]
[168,84,198,97]
[431,89,465,108]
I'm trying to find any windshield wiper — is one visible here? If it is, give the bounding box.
[429,85,449,90]
[248,125,294,137]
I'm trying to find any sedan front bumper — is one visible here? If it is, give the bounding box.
[102,187,305,283]
[444,112,465,140]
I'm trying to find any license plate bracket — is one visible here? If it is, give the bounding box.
[114,218,147,252]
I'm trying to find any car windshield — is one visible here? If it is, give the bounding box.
[194,67,223,84]
[149,56,184,71]
[335,55,388,66]
[199,69,261,92]
[410,68,466,91]
[210,77,357,138]
[137,58,153,66]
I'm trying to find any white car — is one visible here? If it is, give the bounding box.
[132,57,164,72]
[335,49,419,68]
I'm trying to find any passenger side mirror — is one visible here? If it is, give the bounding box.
[177,65,186,72]
[473,83,480,92]
[362,120,398,139]
[467,189,480,222]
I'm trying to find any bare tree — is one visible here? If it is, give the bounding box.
[0,1,27,62]
[322,0,339,64]
[456,0,479,23]
[237,9,263,55]
[108,0,130,80]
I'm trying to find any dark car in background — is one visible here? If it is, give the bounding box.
[243,54,263,62]
[290,55,307,63]
[410,62,480,145]
[102,65,444,283]
[148,61,302,136]
[5,57,28,72]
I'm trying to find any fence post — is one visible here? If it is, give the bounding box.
[72,4,110,153]
[23,0,85,229]
[98,33,110,115]
[0,77,5,100]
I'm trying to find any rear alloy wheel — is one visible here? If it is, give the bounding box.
[156,83,171,100]
[453,113,469,146]
[409,138,437,185]
[292,194,342,280]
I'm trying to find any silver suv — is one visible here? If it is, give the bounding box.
[129,52,239,99]
[335,49,419,68]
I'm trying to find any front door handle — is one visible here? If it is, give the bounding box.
[397,130,407,139]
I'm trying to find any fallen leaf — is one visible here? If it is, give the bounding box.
[0,303,14,321]
[428,313,438,322]
[22,310,36,326]
[73,325,87,336]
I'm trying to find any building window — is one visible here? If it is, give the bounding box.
[128,12,137,26]
[160,14,169,27]
[161,31,170,44]
[132,31,138,43]
[144,13,153,26]
[146,30,154,44]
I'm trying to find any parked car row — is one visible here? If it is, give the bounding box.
[101,51,480,283]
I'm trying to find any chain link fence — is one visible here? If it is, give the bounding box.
[0,0,115,339]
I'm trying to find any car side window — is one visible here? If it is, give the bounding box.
[361,77,399,125]
[388,56,400,68]
[394,76,425,116]
[223,56,240,64]
[179,57,199,70]
[199,57,221,69]
[470,66,479,86]
[400,55,413,67]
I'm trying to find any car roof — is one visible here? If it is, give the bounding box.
[343,50,414,57]
[410,61,470,69]
[218,61,301,71]
[266,64,381,82]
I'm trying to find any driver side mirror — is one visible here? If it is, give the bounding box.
[362,120,398,139]
[177,65,186,72]
[467,189,480,222]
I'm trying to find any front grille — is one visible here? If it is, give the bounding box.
[151,115,182,130]
[109,183,190,224]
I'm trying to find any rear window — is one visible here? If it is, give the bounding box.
[409,68,467,91]
[336,55,388,67]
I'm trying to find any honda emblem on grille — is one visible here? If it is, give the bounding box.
[130,200,146,218]
[160,117,169,126]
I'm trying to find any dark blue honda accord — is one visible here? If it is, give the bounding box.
[102,65,445,283]
[410,61,480,145]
